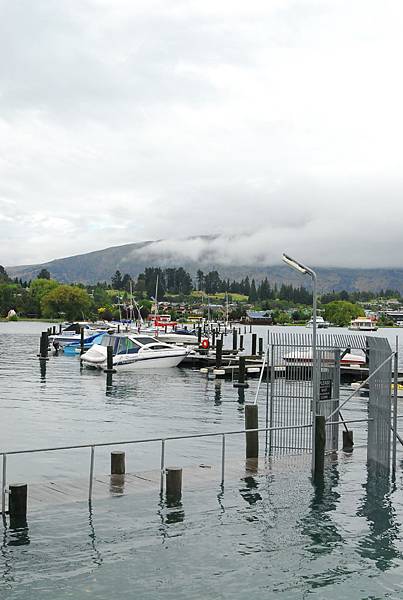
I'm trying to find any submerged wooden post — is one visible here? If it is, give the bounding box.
[314,415,326,477]
[166,467,182,500]
[251,333,257,356]
[111,451,125,474]
[258,337,263,356]
[104,345,116,374]
[234,356,249,388]
[9,483,27,522]
[215,338,223,369]
[245,404,259,459]
[232,329,238,352]
[342,430,354,452]
[80,327,85,355]
[39,331,49,359]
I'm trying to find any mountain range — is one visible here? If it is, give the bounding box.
[6,240,403,293]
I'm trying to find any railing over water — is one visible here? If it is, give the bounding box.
[0,417,374,513]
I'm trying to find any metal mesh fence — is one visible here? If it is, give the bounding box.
[367,337,392,476]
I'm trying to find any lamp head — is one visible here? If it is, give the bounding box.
[282,253,309,275]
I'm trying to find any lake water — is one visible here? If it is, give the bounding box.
[1,321,403,599]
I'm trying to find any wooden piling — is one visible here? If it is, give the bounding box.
[239,334,244,350]
[166,467,182,499]
[52,325,56,335]
[258,337,263,356]
[215,338,223,369]
[314,415,326,477]
[111,451,125,475]
[232,329,238,352]
[9,483,27,521]
[342,430,354,452]
[245,404,259,459]
[38,331,49,359]
[80,327,85,355]
[234,356,249,388]
[197,327,202,345]
[59,323,62,334]
[117,324,120,334]
[251,333,257,356]
[212,329,216,349]
[104,345,117,374]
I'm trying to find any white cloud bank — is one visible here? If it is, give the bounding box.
[1,0,403,268]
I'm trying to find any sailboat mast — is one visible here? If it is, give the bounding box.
[154,274,159,320]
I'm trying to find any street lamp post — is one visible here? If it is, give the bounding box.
[282,253,318,475]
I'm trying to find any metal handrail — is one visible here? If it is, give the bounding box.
[0,417,373,510]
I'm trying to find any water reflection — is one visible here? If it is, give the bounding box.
[0,516,14,587]
[240,476,262,506]
[237,388,245,404]
[157,494,185,542]
[88,502,103,567]
[299,464,343,557]
[356,463,400,570]
[109,474,125,495]
[214,382,222,406]
[39,358,47,381]
[2,514,30,549]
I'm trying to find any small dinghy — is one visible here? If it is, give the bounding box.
[81,333,189,370]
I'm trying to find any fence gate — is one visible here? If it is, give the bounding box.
[367,336,392,477]
[267,333,368,456]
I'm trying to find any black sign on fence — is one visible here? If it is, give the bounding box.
[320,379,332,401]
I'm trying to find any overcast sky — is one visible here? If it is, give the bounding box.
[1,0,402,268]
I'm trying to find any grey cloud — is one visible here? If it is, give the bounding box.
[0,0,402,269]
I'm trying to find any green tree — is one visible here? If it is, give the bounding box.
[111,270,123,290]
[41,285,92,320]
[0,266,10,283]
[323,301,365,327]
[37,268,51,279]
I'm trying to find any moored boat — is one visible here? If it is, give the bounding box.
[349,317,378,332]
[49,323,107,347]
[81,333,189,370]
[306,316,330,328]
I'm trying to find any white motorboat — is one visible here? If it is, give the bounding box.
[81,333,189,370]
[284,350,366,367]
[49,323,107,347]
[306,316,329,328]
[349,317,378,332]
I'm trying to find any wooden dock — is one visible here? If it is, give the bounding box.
[4,455,310,513]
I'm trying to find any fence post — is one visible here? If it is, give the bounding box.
[314,415,326,477]
[166,467,182,501]
[342,430,354,452]
[245,404,259,458]
[9,483,27,524]
[111,451,125,474]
